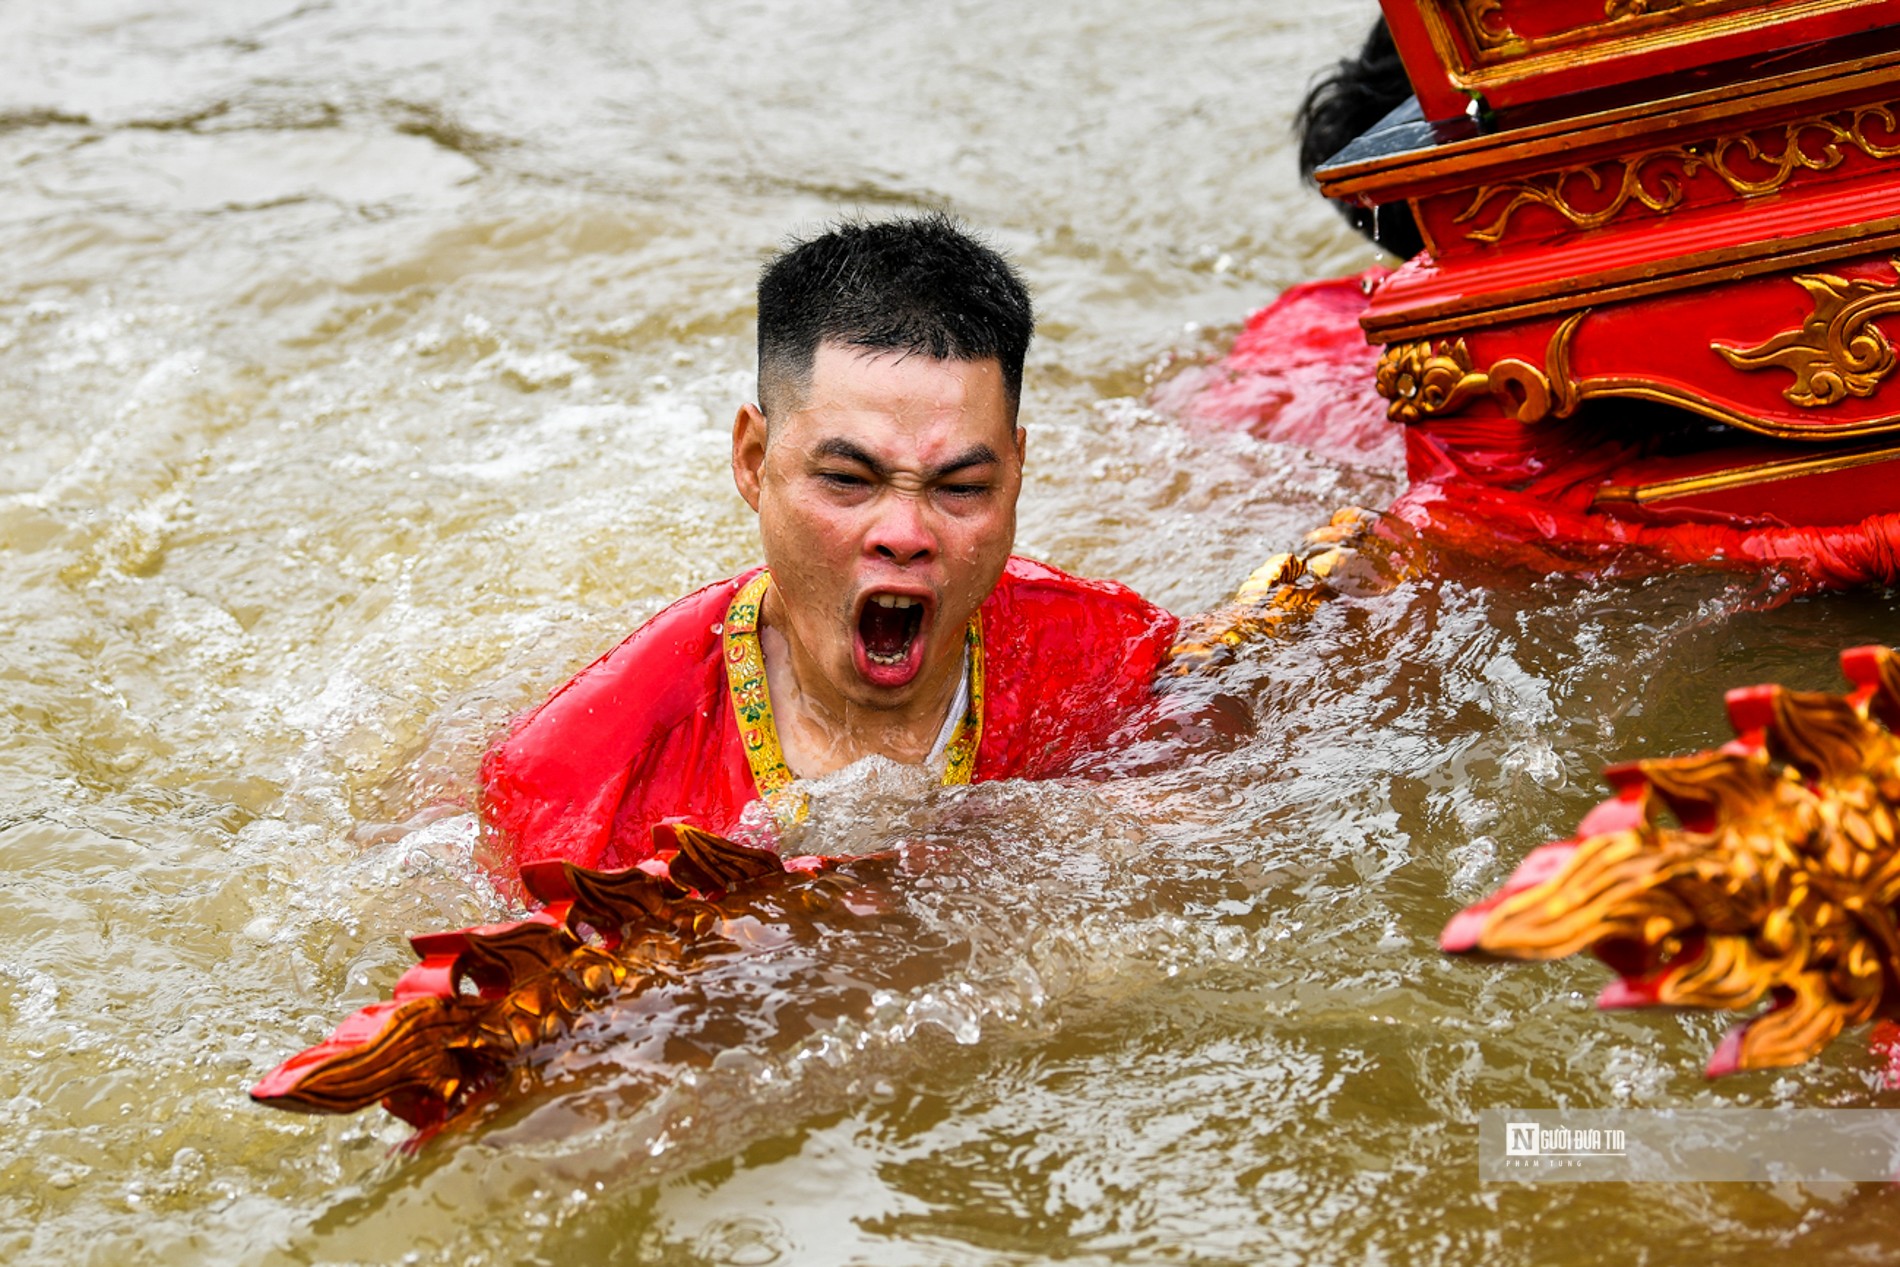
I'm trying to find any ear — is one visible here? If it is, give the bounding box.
[732,403,768,512]
[1013,425,1027,467]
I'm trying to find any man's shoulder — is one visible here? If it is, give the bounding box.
[601,567,761,670]
[487,568,762,765]
[544,567,761,699]
[982,553,1178,664]
[974,556,1178,779]
[991,554,1168,619]
[480,568,761,869]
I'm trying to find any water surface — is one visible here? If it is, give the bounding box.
[5,2,1900,1263]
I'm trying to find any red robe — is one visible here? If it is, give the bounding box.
[480,556,1180,871]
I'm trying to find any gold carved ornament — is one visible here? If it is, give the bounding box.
[250,823,890,1135]
[1603,0,1698,15]
[1715,261,1900,407]
[1459,0,1710,50]
[1374,312,1584,426]
[1442,645,1900,1076]
[1458,0,1774,56]
[1461,0,1513,48]
[1166,508,1423,675]
[1455,104,1900,245]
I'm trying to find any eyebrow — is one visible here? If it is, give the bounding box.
[814,438,1000,481]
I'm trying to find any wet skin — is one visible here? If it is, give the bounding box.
[731,342,1026,778]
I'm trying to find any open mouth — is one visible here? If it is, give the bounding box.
[859,594,924,665]
[853,592,930,688]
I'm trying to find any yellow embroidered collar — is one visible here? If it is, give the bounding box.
[722,571,984,824]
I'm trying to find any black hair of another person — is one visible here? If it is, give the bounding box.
[1294,17,1425,260]
[755,214,1034,420]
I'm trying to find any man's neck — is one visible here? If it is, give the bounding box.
[757,605,964,781]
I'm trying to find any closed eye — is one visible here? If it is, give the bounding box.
[818,470,870,489]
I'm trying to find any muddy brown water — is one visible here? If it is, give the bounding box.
[5,2,1900,1263]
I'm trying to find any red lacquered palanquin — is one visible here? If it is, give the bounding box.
[1315,2,1900,568]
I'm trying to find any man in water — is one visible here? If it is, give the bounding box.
[482,215,1184,872]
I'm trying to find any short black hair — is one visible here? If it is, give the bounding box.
[755,214,1034,419]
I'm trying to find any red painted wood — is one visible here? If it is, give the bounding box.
[1384,251,1900,441]
[1379,1,1900,120]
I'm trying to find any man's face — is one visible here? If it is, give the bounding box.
[732,341,1024,715]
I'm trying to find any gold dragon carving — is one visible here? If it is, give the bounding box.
[1443,644,1900,1075]
[1455,103,1900,245]
[250,823,888,1129]
[1375,312,1585,425]
[1715,262,1900,407]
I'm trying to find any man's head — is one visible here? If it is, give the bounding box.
[754,213,1033,423]
[732,216,1034,723]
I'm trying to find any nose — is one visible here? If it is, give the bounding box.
[867,492,936,566]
